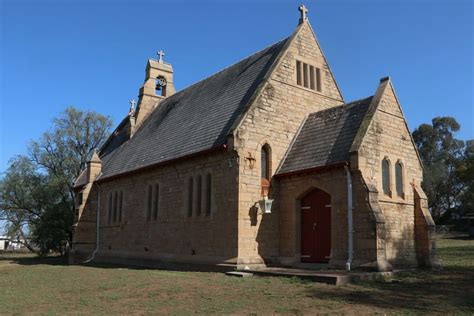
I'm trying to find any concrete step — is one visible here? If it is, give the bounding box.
[225,271,254,278]
[238,268,396,285]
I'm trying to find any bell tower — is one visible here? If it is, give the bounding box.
[134,50,176,128]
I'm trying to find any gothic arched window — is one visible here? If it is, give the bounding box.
[187,177,193,217]
[395,161,404,198]
[153,184,159,220]
[261,144,271,180]
[118,191,123,223]
[146,185,152,221]
[196,175,202,217]
[205,173,212,217]
[382,158,391,196]
[261,144,272,197]
[108,193,112,225]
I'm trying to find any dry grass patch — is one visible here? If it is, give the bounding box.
[0,234,472,314]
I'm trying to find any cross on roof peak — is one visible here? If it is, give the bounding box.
[298,4,309,24]
[157,50,165,63]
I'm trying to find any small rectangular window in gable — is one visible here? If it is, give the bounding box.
[316,68,322,92]
[303,63,309,88]
[309,65,315,90]
[296,60,302,86]
[295,60,322,92]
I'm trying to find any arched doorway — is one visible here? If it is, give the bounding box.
[300,188,331,263]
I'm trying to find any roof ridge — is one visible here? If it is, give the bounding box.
[345,95,374,105]
[157,37,290,105]
[308,95,373,117]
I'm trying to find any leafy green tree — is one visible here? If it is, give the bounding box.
[412,117,468,223]
[30,107,112,210]
[457,141,474,218]
[0,107,112,255]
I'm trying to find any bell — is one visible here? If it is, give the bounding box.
[155,85,162,91]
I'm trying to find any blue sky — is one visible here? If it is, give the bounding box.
[1,0,473,175]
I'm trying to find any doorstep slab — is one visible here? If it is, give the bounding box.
[225,271,254,278]
[239,267,397,285]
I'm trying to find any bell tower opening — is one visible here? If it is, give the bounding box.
[156,75,167,97]
[134,49,176,128]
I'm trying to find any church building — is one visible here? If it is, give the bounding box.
[71,6,438,271]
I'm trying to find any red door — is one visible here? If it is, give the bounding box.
[301,188,331,263]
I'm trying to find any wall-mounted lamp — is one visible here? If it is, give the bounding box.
[259,196,274,214]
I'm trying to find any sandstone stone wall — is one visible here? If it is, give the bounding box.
[72,182,98,255]
[73,150,240,265]
[357,81,425,267]
[233,22,344,265]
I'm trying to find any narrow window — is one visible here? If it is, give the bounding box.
[296,60,302,86]
[261,144,271,180]
[108,193,112,224]
[395,161,404,198]
[309,65,315,90]
[382,159,391,196]
[303,63,309,88]
[146,185,152,221]
[205,174,212,217]
[316,68,322,92]
[187,177,193,217]
[153,184,159,220]
[118,191,123,223]
[113,191,118,223]
[196,175,202,217]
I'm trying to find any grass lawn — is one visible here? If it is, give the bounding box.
[0,234,473,315]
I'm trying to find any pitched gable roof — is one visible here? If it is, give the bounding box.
[98,38,290,180]
[277,96,373,175]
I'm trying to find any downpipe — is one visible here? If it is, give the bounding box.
[344,166,354,271]
[84,181,101,264]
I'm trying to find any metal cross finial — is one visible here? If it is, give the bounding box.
[298,4,308,24]
[157,50,165,63]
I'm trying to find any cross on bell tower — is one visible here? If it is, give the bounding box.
[298,4,308,25]
[157,50,165,64]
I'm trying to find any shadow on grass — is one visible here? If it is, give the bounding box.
[0,252,233,273]
[0,252,68,266]
[306,267,474,312]
[444,235,474,241]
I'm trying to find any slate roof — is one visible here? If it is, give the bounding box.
[98,37,290,180]
[74,169,87,188]
[277,96,373,175]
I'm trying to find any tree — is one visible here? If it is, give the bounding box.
[457,141,474,218]
[30,107,112,208]
[412,117,469,223]
[0,107,112,255]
